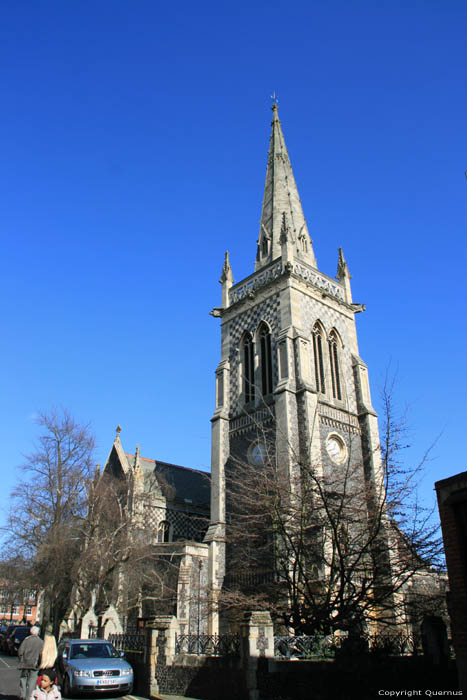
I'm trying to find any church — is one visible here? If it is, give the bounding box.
[67,103,443,641]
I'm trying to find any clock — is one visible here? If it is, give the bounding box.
[326,434,346,464]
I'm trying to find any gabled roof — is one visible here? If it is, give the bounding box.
[124,453,210,510]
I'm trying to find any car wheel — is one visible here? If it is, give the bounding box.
[62,674,71,698]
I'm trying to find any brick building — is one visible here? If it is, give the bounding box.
[0,586,39,625]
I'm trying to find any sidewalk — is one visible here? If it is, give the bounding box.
[127,694,203,700]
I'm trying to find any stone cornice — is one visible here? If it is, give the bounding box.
[226,258,351,314]
[318,403,361,435]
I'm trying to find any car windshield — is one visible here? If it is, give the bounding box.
[15,629,30,638]
[70,643,118,659]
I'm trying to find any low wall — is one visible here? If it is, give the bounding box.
[156,654,245,700]
[257,657,459,700]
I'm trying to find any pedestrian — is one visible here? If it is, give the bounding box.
[18,626,44,700]
[39,624,58,678]
[30,668,61,700]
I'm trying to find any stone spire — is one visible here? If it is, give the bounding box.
[256,104,317,270]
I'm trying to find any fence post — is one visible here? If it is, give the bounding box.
[144,615,179,699]
[241,611,274,700]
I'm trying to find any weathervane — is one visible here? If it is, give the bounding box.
[270,91,279,106]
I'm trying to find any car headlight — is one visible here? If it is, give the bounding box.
[73,670,92,677]
[121,670,133,676]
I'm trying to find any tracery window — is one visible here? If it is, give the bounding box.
[312,323,326,394]
[157,520,171,543]
[328,330,342,401]
[259,323,273,396]
[242,332,255,404]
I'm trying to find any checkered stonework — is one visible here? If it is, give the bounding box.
[143,503,206,542]
[228,292,281,415]
[298,293,359,414]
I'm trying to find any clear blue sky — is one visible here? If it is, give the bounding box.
[1,1,466,529]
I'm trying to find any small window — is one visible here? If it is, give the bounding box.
[312,323,326,394]
[262,237,268,255]
[158,520,171,543]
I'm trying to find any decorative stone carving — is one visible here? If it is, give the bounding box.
[293,262,345,301]
[229,262,283,305]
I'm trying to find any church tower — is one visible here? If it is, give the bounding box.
[205,104,385,634]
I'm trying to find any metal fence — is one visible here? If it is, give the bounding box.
[108,632,145,653]
[275,634,342,660]
[175,633,241,656]
[274,633,421,660]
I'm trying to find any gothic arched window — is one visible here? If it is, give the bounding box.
[312,323,326,394]
[259,323,273,396]
[328,330,342,401]
[157,520,171,543]
[242,332,255,404]
[262,236,269,256]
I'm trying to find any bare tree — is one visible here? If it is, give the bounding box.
[72,468,188,629]
[221,386,444,636]
[2,409,95,634]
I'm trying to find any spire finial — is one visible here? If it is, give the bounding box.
[134,444,141,469]
[115,424,122,439]
[337,247,351,281]
[270,92,279,119]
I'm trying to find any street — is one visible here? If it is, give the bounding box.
[0,650,20,699]
[0,652,201,700]
[0,652,141,700]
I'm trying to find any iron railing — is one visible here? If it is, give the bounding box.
[109,632,145,653]
[274,632,422,660]
[175,633,240,656]
[275,634,342,659]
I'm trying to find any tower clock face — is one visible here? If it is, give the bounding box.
[326,434,346,464]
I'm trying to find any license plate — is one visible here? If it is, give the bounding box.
[96,679,117,686]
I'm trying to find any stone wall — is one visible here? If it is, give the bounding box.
[155,655,244,700]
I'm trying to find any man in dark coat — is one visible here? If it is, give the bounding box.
[18,626,44,700]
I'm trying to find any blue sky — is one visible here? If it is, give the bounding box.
[1,1,466,529]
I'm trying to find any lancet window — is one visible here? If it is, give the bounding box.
[328,330,342,401]
[242,332,255,404]
[312,323,326,394]
[259,323,273,396]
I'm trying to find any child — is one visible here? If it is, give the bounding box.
[30,669,61,700]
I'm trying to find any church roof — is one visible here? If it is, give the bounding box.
[257,104,317,269]
[125,453,210,510]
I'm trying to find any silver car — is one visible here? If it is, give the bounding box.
[57,639,133,696]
